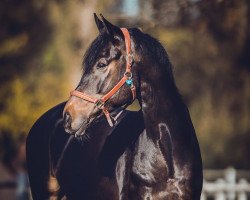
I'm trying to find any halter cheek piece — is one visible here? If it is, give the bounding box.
[70,28,136,127]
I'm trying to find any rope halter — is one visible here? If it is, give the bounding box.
[70,28,136,127]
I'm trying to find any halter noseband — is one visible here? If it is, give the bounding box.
[70,28,136,127]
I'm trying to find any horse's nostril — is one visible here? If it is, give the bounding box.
[64,112,72,128]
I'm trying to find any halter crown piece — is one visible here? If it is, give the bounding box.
[70,28,136,127]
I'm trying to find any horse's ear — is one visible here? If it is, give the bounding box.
[100,14,122,36]
[94,13,105,34]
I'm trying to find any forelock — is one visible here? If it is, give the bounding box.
[82,33,110,73]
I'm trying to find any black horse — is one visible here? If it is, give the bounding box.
[27,14,202,199]
[63,14,203,199]
[26,102,144,199]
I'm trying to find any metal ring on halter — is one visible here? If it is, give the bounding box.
[95,100,104,109]
[124,71,133,79]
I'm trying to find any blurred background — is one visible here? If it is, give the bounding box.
[0,0,249,199]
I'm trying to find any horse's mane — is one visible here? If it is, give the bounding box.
[130,28,183,101]
[130,28,175,82]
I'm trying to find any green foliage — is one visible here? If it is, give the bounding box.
[0,0,79,137]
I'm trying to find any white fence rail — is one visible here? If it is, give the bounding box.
[202,167,250,200]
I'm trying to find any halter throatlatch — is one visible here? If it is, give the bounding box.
[70,28,136,127]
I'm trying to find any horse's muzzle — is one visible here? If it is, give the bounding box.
[63,96,96,135]
[63,112,73,134]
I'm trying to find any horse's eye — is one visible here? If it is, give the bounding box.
[114,52,121,60]
[97,62,107,69]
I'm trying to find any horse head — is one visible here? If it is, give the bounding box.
[63,14,176,136]
[63,14,144,136]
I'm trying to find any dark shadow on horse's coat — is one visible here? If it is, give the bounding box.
[26,102,66,200]
[26,102,144,199]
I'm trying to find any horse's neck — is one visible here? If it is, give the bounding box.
[140,70,185,140]
[139,67,197,168]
